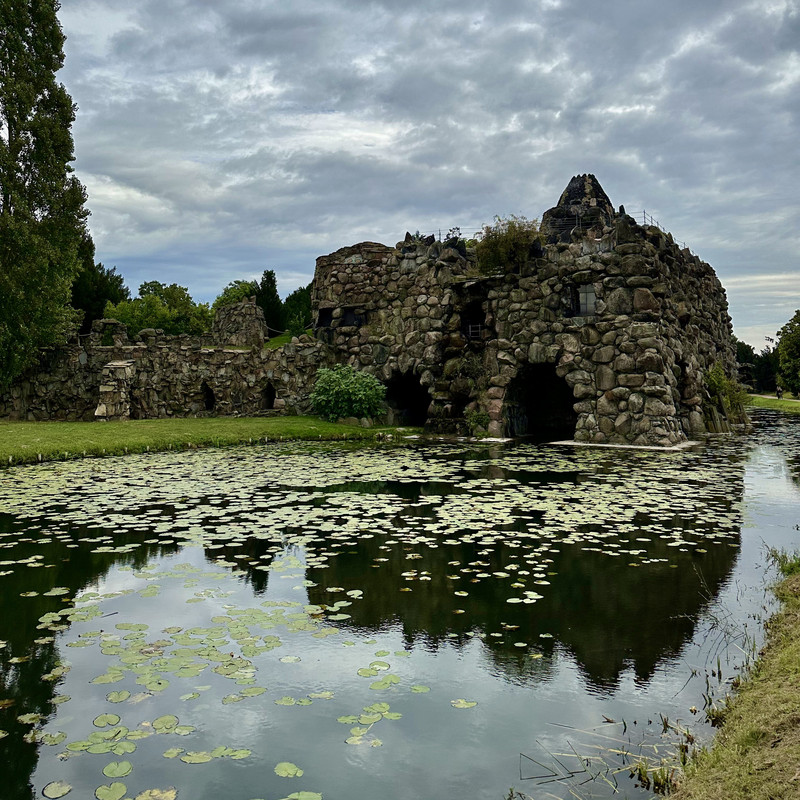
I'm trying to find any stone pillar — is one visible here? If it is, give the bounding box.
[94,360,135,421]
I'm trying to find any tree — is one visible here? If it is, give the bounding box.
[776,310,800,395]
[0,0,90,387]
[70,233,129,333]
[283,282,312,332]
[255,269,286,333]
[105,281,212,336]
[212,279,258,312]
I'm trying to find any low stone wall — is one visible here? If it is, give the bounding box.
[0,331,333,422]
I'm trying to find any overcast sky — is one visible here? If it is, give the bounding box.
[58,0,799,348]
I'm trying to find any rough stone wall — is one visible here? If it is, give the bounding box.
[212,297,268,348]
[311,175,736,446]
[0,321,332,422]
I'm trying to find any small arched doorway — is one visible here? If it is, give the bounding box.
[385,372,430,427]
[201,381,216,412]
[262,383,277,411]
[504,364,577,440]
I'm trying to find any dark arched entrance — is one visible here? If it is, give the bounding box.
[262,383,276,411]
[504,364,577,440]
[201,381,216,412]
[385,372,430,426]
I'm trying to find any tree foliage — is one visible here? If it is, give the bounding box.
[0,0,90,387]
[105,281,212,336]
[475,215,543,274]
[777,310,800,395]
[256,269,285,333]
[70,233,129,333]
[310,365,386,421]
[212,279,258,312]
[284,282,312,336]
[284,283,312,326]
[735,337,778,393]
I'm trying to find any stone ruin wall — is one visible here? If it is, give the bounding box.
[0,300,332,422]
[1,175,738,446]
[311,175,736,446]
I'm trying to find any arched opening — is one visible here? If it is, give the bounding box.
[385,372,430,427]
[201,381,216,412]
[460,299,486,341]
[262,383,276,411]
[503,364,577,441]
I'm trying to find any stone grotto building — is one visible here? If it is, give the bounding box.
[0,175,739,447]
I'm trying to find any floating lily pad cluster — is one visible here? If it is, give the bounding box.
[0,435,759,800]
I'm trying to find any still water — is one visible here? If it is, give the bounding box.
[1,409,799,800]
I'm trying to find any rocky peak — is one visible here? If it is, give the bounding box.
[541,174,616,242]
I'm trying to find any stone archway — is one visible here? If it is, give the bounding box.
[503,364,577,440]
[384,372,431,427]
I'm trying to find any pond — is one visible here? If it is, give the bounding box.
[1,409,799,800]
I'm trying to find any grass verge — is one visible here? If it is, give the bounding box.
[0,416,405,467]
[745,395,800,414]
[672,550,800,800]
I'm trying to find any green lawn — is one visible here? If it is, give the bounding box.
[744,394,800,414]
[0,416,402,466]
[673,555,800,800]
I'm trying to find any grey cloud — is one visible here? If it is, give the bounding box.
[57,0,800,348]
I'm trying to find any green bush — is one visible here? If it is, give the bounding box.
[704,361,748,416]
[310,365,387,421]
[465,409,490,434]
[475,215,543,274]
[286,314,306,338]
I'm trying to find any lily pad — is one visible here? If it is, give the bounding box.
[102,761,133,778]
[410,685,430,693]
[42,782,72,799]
[152,715,178,733]
[275,762,304,778]
[450,698,478,709]
[180,751,213,764]
[93,714,121,728]
[134,791,178,800]
[106,691,130,704]
[95,783,127,800]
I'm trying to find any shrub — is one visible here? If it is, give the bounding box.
[465,409,490,434]
[704,361,748,416]
[286,314,306,338]
[475,215,543,274]
[310,365,387,421]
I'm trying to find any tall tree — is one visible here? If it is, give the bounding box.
[0,0,90,387]
[70,233,129,334]
[283,282,312,328]
[255,269,286,333]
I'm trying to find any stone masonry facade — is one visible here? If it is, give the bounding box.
[0,176,738,446]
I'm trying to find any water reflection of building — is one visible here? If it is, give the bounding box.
[291,449,746,693]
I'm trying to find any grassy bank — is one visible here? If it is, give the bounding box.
[745,395,800,413]
[673,552,800,800]
[0,416,401,466]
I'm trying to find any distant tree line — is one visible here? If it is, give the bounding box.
[100,271,312,340]
[735,314,800,397]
